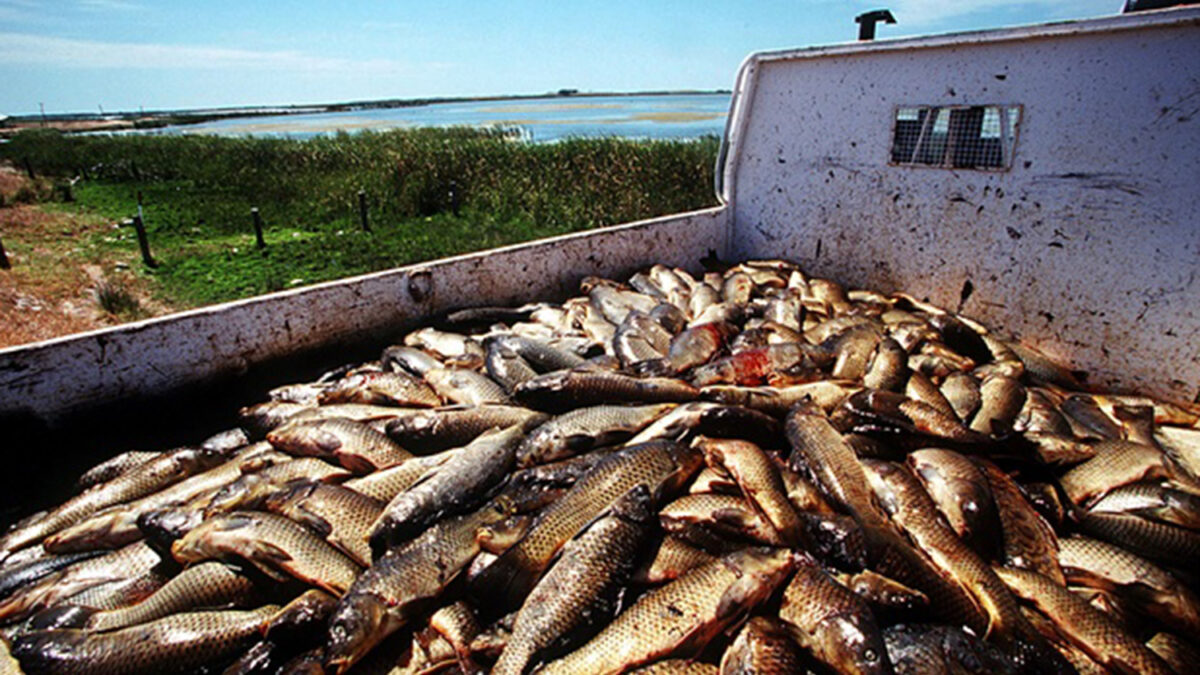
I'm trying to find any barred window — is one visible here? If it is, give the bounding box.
[891,105,1021,170]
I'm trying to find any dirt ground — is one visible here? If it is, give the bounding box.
[0,165,170,348]
[0,119,137,138]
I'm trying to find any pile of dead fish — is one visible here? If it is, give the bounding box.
[2,259,1199,675]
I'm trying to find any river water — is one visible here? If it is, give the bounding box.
[152,93,731,143]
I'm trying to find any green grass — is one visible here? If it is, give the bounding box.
[3,127,719,307]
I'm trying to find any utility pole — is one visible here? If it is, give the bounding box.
[38,102,46,127]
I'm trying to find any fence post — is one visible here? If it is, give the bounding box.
[131,216,157,268]
[132,191,157,268]
[252,207,266,249]
[358,190,370,233]
[0,235,11,270]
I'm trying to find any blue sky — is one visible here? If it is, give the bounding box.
[1,1,1116,115]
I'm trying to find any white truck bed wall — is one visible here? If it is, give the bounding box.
[0,208,727,423]
[720,8,1200,404]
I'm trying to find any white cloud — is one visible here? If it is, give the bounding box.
[0,32,411,74]
[77,0,142,11]
[887,0,1116,27]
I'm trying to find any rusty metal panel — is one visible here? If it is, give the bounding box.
[0,207,728,423]
[722,9,1200,404]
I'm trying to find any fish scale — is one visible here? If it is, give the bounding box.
[975,458,1065,586]
[907,448,1002,560]
[786,403,890,531]
[264,481,384,567]
[171,511,361,596]
[632,535,717,585]
[489,334,588,373]
[74,451,161,492]
[45,445,289,554]
[883,623,1020,674]
[0,552,102,601]
[1089,481,1200,530]
[13,605,279,675]
[0,542,163,623]
[515,370,698,412]
[85,561,258,632]
[1078,509,1200,569]
[720,616,806,674]
[0,448,227,559]
[471,440,701,611]
[343,450,457,502]
[659,493,785,547]
[779,556,893,675]
[1058,535,1200,638]
[266,419,413,474]
[516,404,678,467]
[486,339,541,393]
[1059,439,1177,507]
[862,459,1036,645]
[55,567,170,613]
[318,371,441,408]
[324,500,512,673]
[995,566,1172,675]
[425,366,511,406]
[204,457,352,515]
[370,425,523,551]
[699,438,805,547]
[429,600,481,668]
[539,548,795,675]
[493,485,653,675]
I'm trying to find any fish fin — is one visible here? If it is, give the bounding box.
[633,358,674,377]
[336,453,377,474]
[314,430,345,454]
[982,611,999,641]
[468,551,534,612]
[248,562,293,584]
[711,507,752,528]
[248,540,293,566]
[562,434,596,455]
[295,505,333,538]
[781,619,816,650]
[715,570,766,625]
[672,621,727,662]
[238,455,278,473]
[216,512,258,531]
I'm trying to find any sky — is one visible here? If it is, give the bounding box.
[1,0,1118,116]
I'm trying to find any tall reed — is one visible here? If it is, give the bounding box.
[2,128,718,230]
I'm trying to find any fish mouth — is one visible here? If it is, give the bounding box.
[324,593,391,673]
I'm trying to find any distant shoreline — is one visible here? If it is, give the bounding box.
[0,89,732,137]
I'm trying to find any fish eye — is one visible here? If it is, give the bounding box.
[863,648,878,663]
